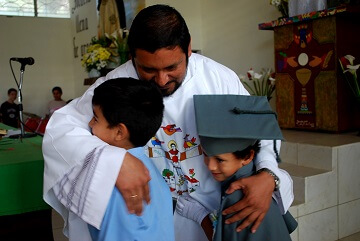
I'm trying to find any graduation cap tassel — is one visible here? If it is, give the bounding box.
[273,139,282,163]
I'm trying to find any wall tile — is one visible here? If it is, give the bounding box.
[298,144,336,170]
[339,199,360,239]
[298,207,338,241]
[338,143,360,204]
[298,171,337,216]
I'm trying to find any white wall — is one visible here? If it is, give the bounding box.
[0,16,75,117]
[70,0,98,98]
[145,0,203,51]
[199,0,280,108]
[0,1,282,116]
[200,0,279,75]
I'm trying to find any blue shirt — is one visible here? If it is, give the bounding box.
[88,147,175,241]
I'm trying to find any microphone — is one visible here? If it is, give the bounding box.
[10,57,35,65]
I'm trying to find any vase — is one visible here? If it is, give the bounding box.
[88,68,101,78]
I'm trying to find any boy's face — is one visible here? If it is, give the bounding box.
[52,90,62,101]
[8,91,17,102]
[203,152,246,182]
[88,105,117,146]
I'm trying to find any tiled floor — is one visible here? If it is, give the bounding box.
[52,208,360,241]
[52,210,68,241]
[338,232,360,241]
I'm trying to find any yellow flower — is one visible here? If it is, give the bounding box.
[81,44,111,72]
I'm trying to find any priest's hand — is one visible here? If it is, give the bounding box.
[222,171,274,233]
[115,152,151,216]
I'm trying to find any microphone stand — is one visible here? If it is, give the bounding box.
[9,63,37,140]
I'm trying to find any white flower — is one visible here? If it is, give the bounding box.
[344,55,359,75]
[269,76,276,85]
[238,74,246,81]
[247,69,255,80]
[271,0,281,7]
[254,73,263,79]
[345,64,360,75]
[345,55,355,65]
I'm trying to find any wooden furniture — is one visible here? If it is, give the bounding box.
[0,123,53,240]
[259,5,360,132]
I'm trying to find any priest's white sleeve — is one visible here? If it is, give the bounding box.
[42,77,125,230]
[254,140,294,214]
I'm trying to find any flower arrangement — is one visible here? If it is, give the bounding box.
[270,0,289,18]
[81,29,129,74]
[339,55,360,99]
[81,42,111,72]
[239,68,276,101]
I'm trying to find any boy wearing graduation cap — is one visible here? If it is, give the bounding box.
[176,95,297,241]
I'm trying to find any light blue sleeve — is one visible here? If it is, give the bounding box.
[88,148,175,241]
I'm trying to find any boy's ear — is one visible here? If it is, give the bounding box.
[242,150,255,166]
[115,123,130,141]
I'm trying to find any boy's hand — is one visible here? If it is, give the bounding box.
[115,152,151,216]
[222,171,274,233]
[176,194,209,225]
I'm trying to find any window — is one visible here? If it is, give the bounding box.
[0,0,70,18]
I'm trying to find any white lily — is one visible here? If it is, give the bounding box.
[340,55,359,97]
[345,64,360,74]
[247,69,255,80]
[241,68,276,100]
[238,74,246,81]
[269,77,276,86]
[345,55,355,65]
[254,73,263,79]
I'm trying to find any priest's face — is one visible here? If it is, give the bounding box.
[133,45,191,97]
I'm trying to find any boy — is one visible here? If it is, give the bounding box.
[87,77,174,240]
[0,88,19,128]
[47,86,66,117]
[176,95,297,241]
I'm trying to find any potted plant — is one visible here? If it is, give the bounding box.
[239,68,276,101]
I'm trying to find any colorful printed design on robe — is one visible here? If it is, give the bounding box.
[276,23,333,128]
[162,169,176,192]
[183,134,197,149]
[165,140,187,194]
[150,136,164,147]
[146,123,203,195]
[185,168,200,193]
[160,124,182,136]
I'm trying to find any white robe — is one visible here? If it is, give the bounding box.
[43,53,294,241]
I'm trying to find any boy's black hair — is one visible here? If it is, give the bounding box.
[92,78,164,147]
[52,86,63,94]
[233,140,261,160]
[8,88,17,95]
[128,4,191,60]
